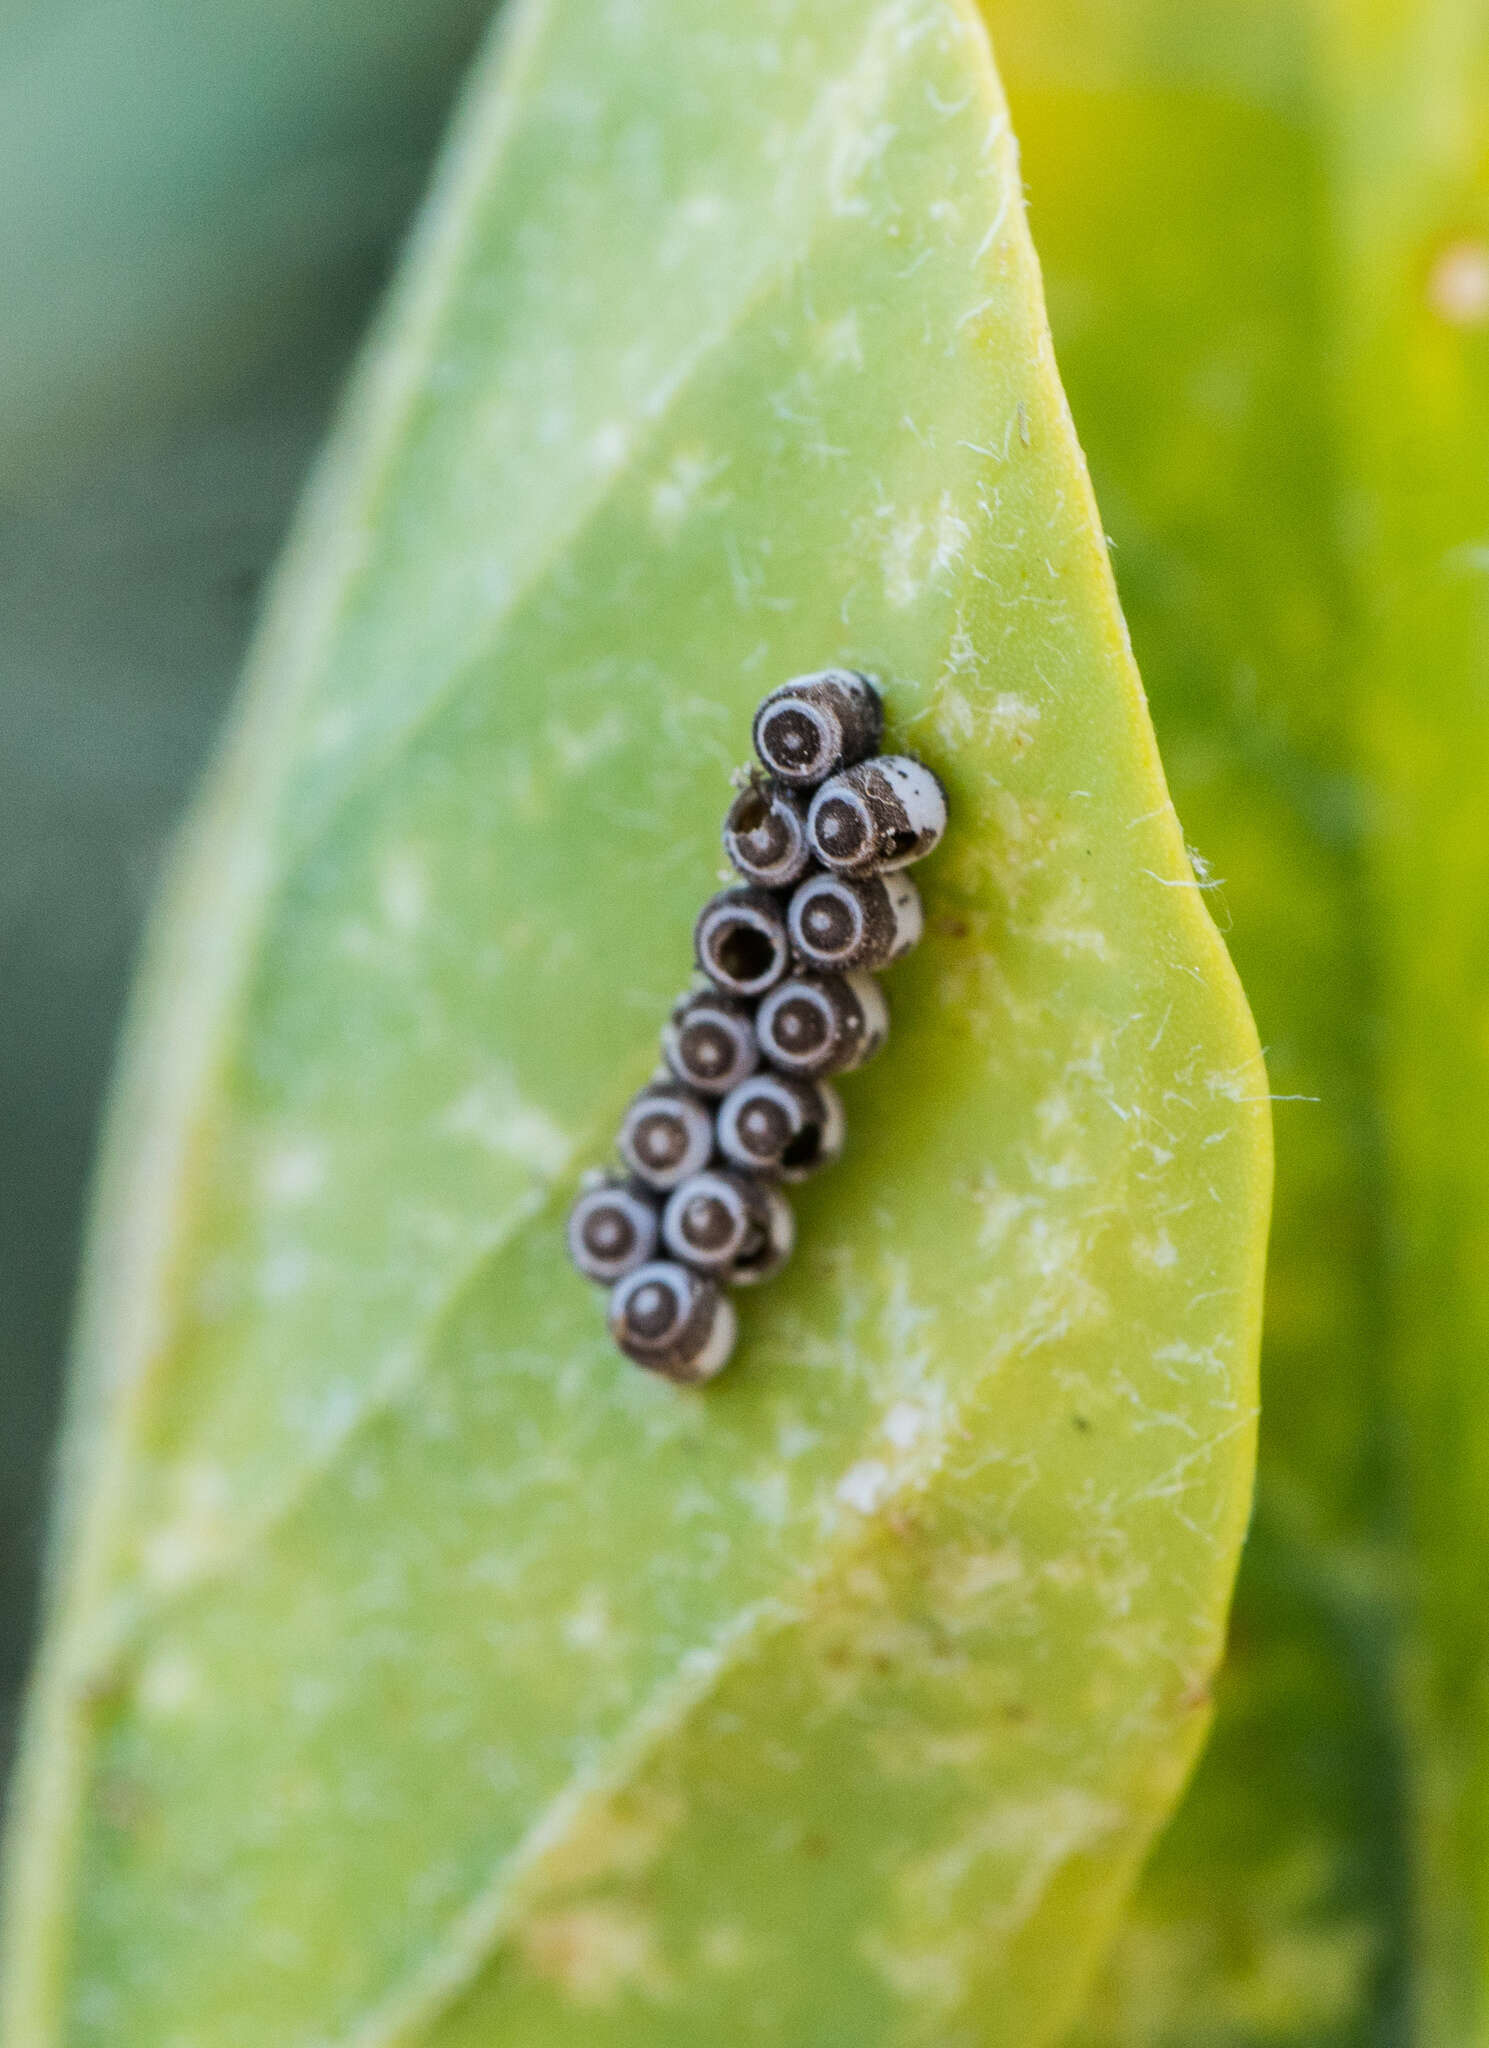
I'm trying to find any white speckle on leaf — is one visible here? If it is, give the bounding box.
[814,311,864,369]
[930,492,971,575]
[562,1589,617,1654]
[838,1460,894,1514]
[776,1416,821,1460]
[1028,1150,1091,1194]
[938,612,979,675]
[878,1256,937,1363]
[865,1789,1126,1999]
[379,849,428,934]
[861,1931,966,2007]
[1041,1552,1093,1593]
[135,1649,203,1719]
[657,190,728,270]
[959,1790,1124,1922]
[880,495,970,606]
[872,1725,993,1780]
[735,1467,791,1526]
[972,1176,1035,1254]
[1137,1230,1179,1271]
[649,447,729,537]
[936,679,1042,754]
[589,421,631,470]
[258,1248,311,1303]
[1207,1057,1266,1104]
[882,1399,929,1450]
[1155,1340,1229,1379]
[877,507,926,606]
[938,1545,1025,1605]
[795,3,935,224]
[1025,883,1112,961]
[442,1071,573,1178]
[139,1464,230,1590]
[258,1139,327,1205]
[548,709,626,777]
[826,107,896,218]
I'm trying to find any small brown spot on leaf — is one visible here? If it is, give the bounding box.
[518,1903,671,2008]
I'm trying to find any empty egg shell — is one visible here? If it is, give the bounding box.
[695,886,793,998]
[723,778,814,888]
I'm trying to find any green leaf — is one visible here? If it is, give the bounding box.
[1,2,1269,2043]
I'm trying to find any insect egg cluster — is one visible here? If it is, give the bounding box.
[567,669,947,1384]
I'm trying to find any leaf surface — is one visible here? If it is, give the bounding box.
[1,2,1269,2043]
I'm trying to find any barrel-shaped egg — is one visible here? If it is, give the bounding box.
[662,1168,773,1278]
[807,755,947,873]
[723,778,813,888]
[788,869,922,972]
[618,1082,715,1190]
[662,989,759,1096]
[756,970,889,1077]
[715,1072,845,1182]
[608,1262,737,1382]
[566,1175,660,1284]
[752,669,883,787]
